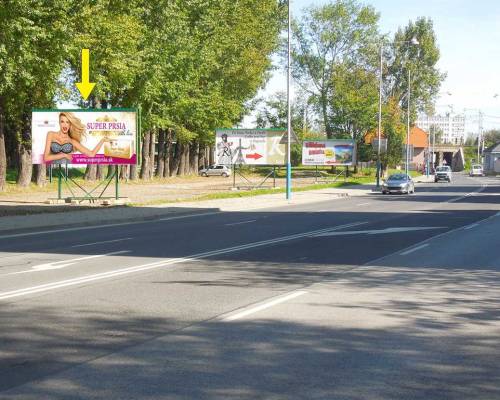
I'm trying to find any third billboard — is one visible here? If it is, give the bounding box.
[302,139,356,166]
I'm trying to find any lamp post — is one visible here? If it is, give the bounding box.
[376,38,419,186]
[376,45,383,188]
[286,0,292,200]
[405,37,419,177]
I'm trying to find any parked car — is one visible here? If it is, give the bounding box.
[434,165,452,182]
[382,173,415,194]
[199,165,231,177]
[469,164,484,177]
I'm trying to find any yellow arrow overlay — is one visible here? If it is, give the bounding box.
[75,49,96,100]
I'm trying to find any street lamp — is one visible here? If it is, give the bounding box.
[405,37,419,177]
[376,37,419,187]
[286,0,292,200]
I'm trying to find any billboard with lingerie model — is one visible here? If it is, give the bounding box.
[31,109,138,165]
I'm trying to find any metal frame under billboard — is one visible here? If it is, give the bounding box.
[215,128,287,166]
[302,139,356,166]
[32,108,139,165]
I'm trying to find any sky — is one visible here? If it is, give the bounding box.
[250,0,500,132]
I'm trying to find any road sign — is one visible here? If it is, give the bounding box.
[215,129,286,166]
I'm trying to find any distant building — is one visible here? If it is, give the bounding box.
[483,143,500,173]
[416,113,466,145]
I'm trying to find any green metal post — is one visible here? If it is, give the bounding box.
[58,165,62,200]
[115,165,119,199]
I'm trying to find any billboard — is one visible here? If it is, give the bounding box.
[215,129,287,166]
[302,140,356,166]
[32,109,138,165]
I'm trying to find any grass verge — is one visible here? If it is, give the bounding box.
[131,180,368,206]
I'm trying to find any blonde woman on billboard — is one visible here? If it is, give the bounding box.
[43,112,109,163]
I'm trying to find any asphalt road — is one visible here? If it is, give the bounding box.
[0,173,499,399]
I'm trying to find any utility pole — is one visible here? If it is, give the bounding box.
[286,0,292,200]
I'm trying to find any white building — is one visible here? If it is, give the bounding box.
[416,113,466,145]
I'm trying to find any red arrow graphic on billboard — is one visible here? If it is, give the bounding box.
[246,153,263,160]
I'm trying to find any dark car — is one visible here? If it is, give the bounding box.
[382,173,415,194]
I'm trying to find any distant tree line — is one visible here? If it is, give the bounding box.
[0,0,445,190]
[0,0,285,190]
[256,0,444,173]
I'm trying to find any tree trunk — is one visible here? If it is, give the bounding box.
[0,100,6,191]
[96,164,105,180]
[170,142,181,176]
[163,129,171,178]
[84,164,97,181]
[119,165,129,180]
[321,91,332,139]
[198,144,206,170]
[189,141,199,174]
[156,129,165,177]
[17,146,32,187]
[130,164,138,180]
[33,163,47,187]
[16,111,33,187]
[182,144,190,175]
[149,130,155,178]
[178,143,188,176]
[140,131,151,180]
[208,145,214,165]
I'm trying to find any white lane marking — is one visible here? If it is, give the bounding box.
[225,220,257,226]
[71,238,133,248]
[366,210,500,267]
[222,291,308,322]
[0,212,224,241]
[400,244,429,256]
[446,184,487,203]
[463,223,479,230]
[11,251,130,274]
[357,203,370,206]
[0,222,366,301]
[315,226,445,237]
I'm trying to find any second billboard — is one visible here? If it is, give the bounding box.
[215,129,286,166]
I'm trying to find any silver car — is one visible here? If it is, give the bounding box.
[199,165,232,177]
[382,173,415,194]
[469,164,484,177]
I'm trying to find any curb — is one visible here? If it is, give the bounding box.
[0,191,353,235]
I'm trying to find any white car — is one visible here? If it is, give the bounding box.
[469,164,484,177]
[199,165,231,177]
[434,166,452,182]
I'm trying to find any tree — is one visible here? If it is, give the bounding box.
[0,0,72,189]
[386,17,446,121]
[292,0,381,138]
[483,129,500,148]
[255,91,313,166]
[380,97,406,174]
[429,124,444,144]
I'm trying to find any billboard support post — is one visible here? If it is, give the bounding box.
[115,165,119,200]
[57,165,62,200]
[233,164,236,189]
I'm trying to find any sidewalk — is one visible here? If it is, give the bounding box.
[0,185,373,234]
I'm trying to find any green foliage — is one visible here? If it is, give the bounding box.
[327,64,379,143]
[386,17,446,119]
[380,97,405,169]
[292,0,381,138]
[483,129,500,149]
